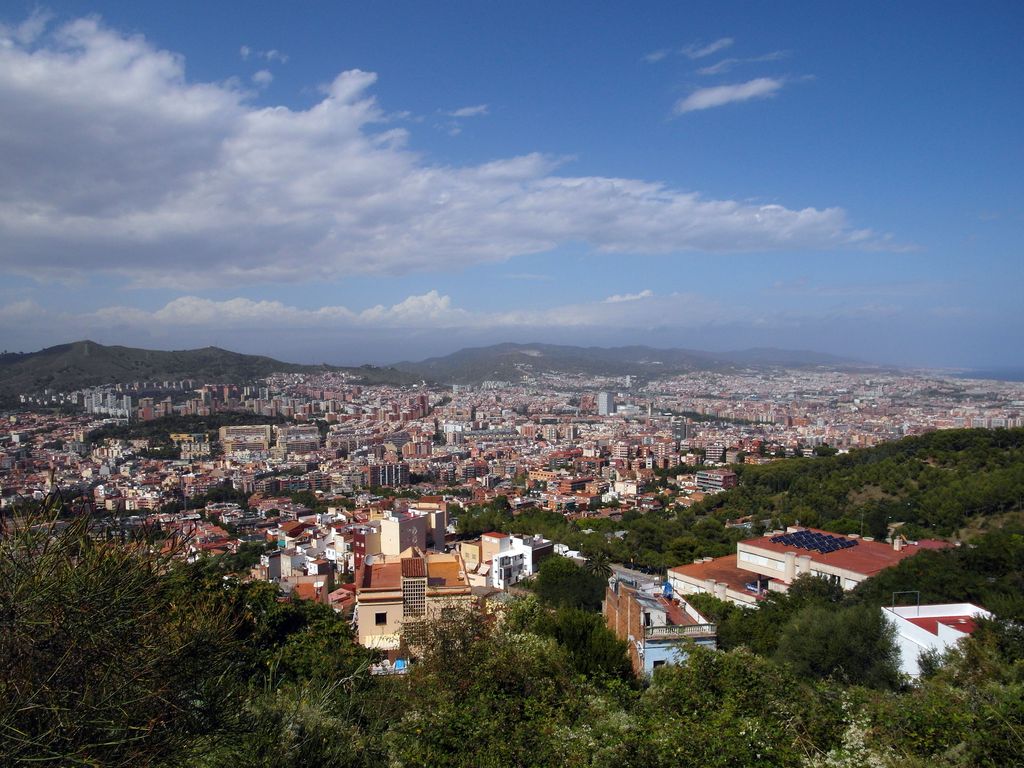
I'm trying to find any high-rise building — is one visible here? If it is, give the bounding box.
[598,391,616,416]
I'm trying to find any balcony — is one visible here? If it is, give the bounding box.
[644,623,717,640]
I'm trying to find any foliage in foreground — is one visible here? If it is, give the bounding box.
[2,497,1023,767]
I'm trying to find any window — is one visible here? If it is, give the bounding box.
[652,660,667,669]
[375,612,387,626]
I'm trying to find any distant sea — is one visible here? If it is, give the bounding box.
[953,368,1024,383]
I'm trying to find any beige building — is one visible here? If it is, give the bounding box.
[380,512,427,555]
[355,548,473,649]
[459,539,482,569]
[408,499,448,548]
[480,531,510,565]
[218,424,272,454]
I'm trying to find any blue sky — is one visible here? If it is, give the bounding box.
[0,1,1021,368]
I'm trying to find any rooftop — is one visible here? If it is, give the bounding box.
[669,554,758,596]
[740,527,945,577]
[401,557,426,578]
[358,550,469,592]
[883,603,992,636]
[906,615,979,636]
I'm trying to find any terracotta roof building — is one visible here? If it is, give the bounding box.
[669,527,947,606]
[605,572,717,675]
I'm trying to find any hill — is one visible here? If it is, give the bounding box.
[694,427,1024,541]
[393,342,865,383]
[0,340,417,394]
[457,428,1024,578]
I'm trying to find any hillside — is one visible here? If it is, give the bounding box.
[456,429,1024,580]
[0,340,417,394]
[393,342,865,383]
[695,427,1024,541]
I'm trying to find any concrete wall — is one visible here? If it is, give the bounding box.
[380,514,426,555]
[480,533,510,565]
[883,604,993,678]
[356,600,403,649]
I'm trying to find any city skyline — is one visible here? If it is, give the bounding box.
[0,2,1021,367]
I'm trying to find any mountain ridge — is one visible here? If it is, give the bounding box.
[0,339,873,395]
[391,342,869,383]
[0,340,417,394]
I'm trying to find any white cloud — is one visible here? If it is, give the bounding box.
[674,77,785,113]
[448,104,488,118]
[697,50,789,76]
[3,289,717,336]
[0,17,879,287]
[1,8,52,44]
[681,38,734,60]
[0,299,43,320]
[240,45,287,63]
[604,289,653,303]
[252,69,273,86]
[643,49,669,63]
[81,291,469,330]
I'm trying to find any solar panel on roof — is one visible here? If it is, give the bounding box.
[770,530,859,554]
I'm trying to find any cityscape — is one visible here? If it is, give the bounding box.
[2,2,1022,767]
[6,359,1024,521]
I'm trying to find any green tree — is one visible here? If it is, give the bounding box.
[620,646,845,768]
[385,606,591,767]
[520,602,633,682]
[0,500,241,767]
[583,550,613,580]
[774,603,900,689]
[534,556,606,612]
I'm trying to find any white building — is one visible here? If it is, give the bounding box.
[490,534,553,589]
[882,603,992,678]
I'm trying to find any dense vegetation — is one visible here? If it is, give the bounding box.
[2,494,1022,766]
[5,430,1024,765]
[703,428,1024,540]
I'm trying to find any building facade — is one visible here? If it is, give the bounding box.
[354,547,473,650]
[605,572,717,675]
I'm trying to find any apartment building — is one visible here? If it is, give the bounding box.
[605,571,717,675]
[354,548,473,649]
[218,424,272,454]
[704,444,725,463]
[274,424,322,456]
[694,468,738,493]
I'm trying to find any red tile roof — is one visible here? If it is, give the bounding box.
[659,596,696,626]
[907,615,979,636]
[742,528,946,577]
[669,555,756,595]
[401,557,427,578]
